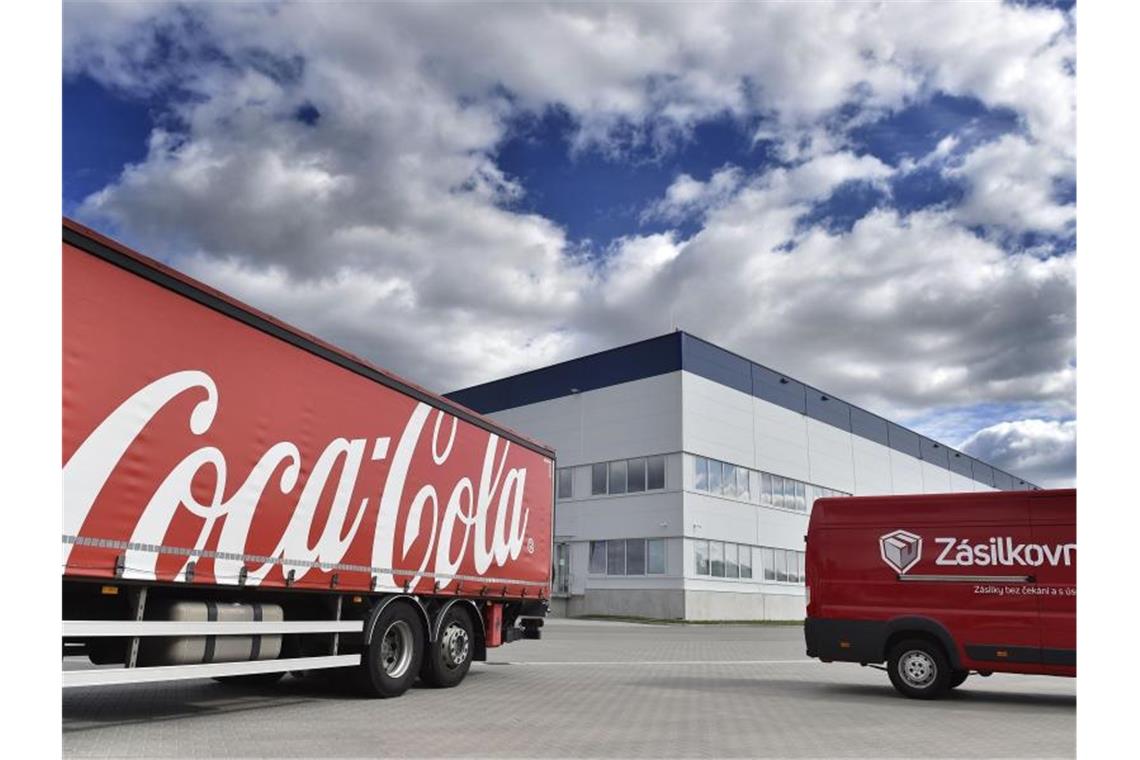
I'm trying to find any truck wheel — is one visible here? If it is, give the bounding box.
[421,606,474,688]
[887,639,952,699]
[948,669,969,689]
[357,602,424,698]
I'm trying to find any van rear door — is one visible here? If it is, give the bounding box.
[1029,491,1076,669]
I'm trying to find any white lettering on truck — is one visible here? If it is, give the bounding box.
[934,537,1076,567]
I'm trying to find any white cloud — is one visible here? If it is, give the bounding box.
[948,134,1075,235]
[642,167,743,224]
[960,419,1076,488]
[593,203,1074,421]
[64,1,1076,482]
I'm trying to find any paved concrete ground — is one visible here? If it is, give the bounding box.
[63,619,1075,758]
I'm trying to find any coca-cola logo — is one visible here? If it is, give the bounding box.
[63,370,535,589]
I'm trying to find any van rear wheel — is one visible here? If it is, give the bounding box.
[887,639,952,699]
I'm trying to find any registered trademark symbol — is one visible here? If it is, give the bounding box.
[526,537,535,554]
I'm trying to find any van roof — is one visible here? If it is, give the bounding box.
[811,488,1075,528]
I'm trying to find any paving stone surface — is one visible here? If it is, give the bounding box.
[63,619,1075,758]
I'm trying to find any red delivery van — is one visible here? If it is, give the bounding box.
[804,489,1075,699]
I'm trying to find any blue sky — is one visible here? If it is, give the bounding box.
[63,1,1076,485]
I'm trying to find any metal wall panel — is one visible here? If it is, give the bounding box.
[680,334,752,395]
[993,470,1014,491]
[751,364,807,414]
[887,423,921,459]
[850,407,889,446]
[448,332,682,413]
[805,389,852,431]
[919,437,950,468]
[971,460,996,487]
[948,450,972,477]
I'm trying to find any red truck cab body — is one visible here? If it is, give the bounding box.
[804,489,1075,698]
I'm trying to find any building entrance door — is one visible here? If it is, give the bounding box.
[553,542,571,595]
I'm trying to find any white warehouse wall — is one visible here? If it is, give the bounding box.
[851,436,893,495]
[489,372,683,466]
[478,363,1004,621]
[680,370,980,498]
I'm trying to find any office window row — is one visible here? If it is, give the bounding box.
[693,541,805,583]
[590,455,667,496]
[760,473,847,512]
[589,538,667,575]
[694,455,755,500]
[692,455,848,512]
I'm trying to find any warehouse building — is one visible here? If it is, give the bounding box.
[447,332,1036,621]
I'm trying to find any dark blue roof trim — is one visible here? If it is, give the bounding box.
[446,331,1036,490]
[751,363,807,414]
[887,423,921,459]
[681,333,751,394]
[948,450,973,478]
[447,333,683,414]
[805,388,852,431]
[850,407,889,446]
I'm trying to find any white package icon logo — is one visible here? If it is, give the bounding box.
[880,530,922,574]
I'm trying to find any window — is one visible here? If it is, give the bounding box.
[762,548,776,580]
[694,540,710,575]
[647,539,666,574]
[626,539,646,575]
[627,458,646,492]
[608,460,628,494]
[589,541,606,574]
[737,468,750,500]
[775,549,789,582]
[557,469,573,500]
[710,541,725,577]
[647,455,666,490]
[592,463,608,495]
[796,552,805,583]
[694,456,708,491]
[761,473,772,505]
[723,463,737,497]
[607,540,626,575]
[740,545,753,579]
[795,481,806,512]
[709,460,723,494]
[725,543,739,578]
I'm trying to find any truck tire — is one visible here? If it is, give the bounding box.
[887,639,952,699]
[421,606,474,688]
[948,669,969,689]
[357,602,424,698]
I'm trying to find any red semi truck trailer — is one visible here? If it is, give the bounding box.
[804,489,1075,699]
[62,218,554,697]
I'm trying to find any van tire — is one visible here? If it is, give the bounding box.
[948,669,969,689]
[887,639,952,699]
[356,602,425,698]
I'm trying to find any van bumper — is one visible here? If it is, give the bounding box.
[804,617,887,664]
